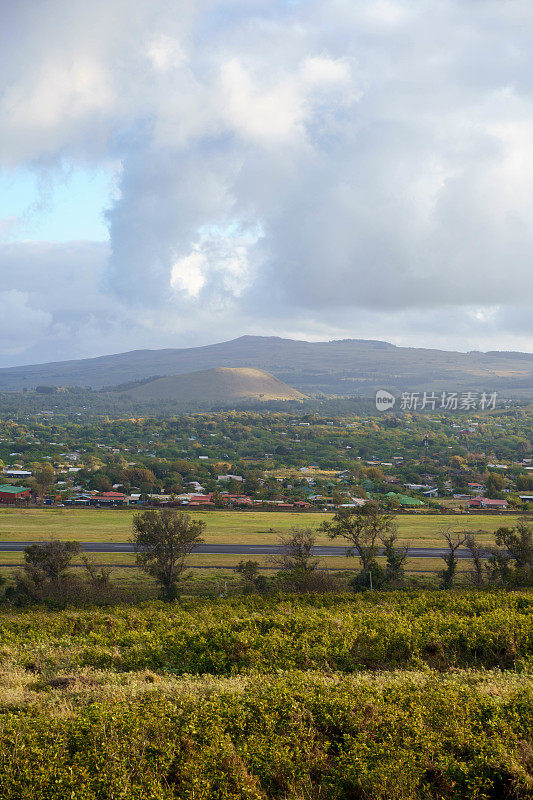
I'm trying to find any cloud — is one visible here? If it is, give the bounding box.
[0,290,52,356]
[0,216,20,241]
[0,0,532,363]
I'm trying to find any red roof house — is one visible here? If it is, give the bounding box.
[467,497,508,509]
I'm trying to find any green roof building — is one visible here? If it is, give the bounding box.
[385,491,425,507]
[0,484,31,503]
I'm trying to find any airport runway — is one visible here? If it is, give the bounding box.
[0,542,485,559]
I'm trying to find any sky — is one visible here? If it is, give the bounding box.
[1,0,533,367]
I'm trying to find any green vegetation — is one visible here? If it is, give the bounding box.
[0,408,531,507]
[1,592,533,798]
[0,507,522,545]
[1,375,532,795]
[0,403,531,795]
[2,670,533,799]
[132,509,206,600]
[3,591,533,674]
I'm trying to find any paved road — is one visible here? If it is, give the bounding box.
[0,542,485,559]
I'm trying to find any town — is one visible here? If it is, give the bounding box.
[0,408,531,513]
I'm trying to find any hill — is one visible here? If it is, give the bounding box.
[122,367,305,403]
[0,335,532,396]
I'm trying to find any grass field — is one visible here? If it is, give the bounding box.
[0,507,525,586]
[0,508,527,585]
[0,507,524,546]
[0,550,475,574]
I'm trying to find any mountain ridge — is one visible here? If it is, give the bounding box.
[0,335,532,397]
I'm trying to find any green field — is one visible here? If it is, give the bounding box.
[0,509,526,585]
[0,507,523,546]
[0,549,475,576]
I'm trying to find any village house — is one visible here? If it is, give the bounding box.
[89,491,129,507]
[2,469,32,478]
[0,484,31,503]
[467,497,508,510]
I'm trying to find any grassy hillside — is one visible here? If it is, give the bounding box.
[123,367,305,403]
[1,592,533,798]
[1,334,532,396]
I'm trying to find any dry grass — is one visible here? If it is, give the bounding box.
[0,662,530,714]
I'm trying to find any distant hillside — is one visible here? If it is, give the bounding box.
[123,367,305,403]
[0,335,532,397]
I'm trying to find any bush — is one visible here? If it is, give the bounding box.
[2,591,533,673]
[1,673,533,799]
[1,592,533,797]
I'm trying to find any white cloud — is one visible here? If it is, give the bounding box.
[300,56,353,89]
[218,59,306,145]
[147,35,187,72]
[171,250,206,297]
[0,290,52,355]
[0,0,532,363]
[0,216,20,241]
[4,60,112,134]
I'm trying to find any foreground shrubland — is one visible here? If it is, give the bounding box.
[1,670,533,799]
[1,591,533,798]
[2,591,533,674]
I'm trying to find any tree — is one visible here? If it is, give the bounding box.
[235,560,268,593]
[33,463,55,495]
[439,527,467,589]
[122,467,156,487]
[273,528,331,592]
[366,466,385,483]
[211,489,225,508]
[464,533,486,588]
[382,533,409,586]
[81,556,113,590]
[132,510,205,600]
[486,520,533,587]
[331,491,347,506]
[485,473,506,499]
[14,540,83,605]
[382,496,402,512]
[24,540,81,583]
[516,475,533,492]
[320,503,396,572]
[35,385,56,394]
[91,474,113,493]
[275,528,318,573]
